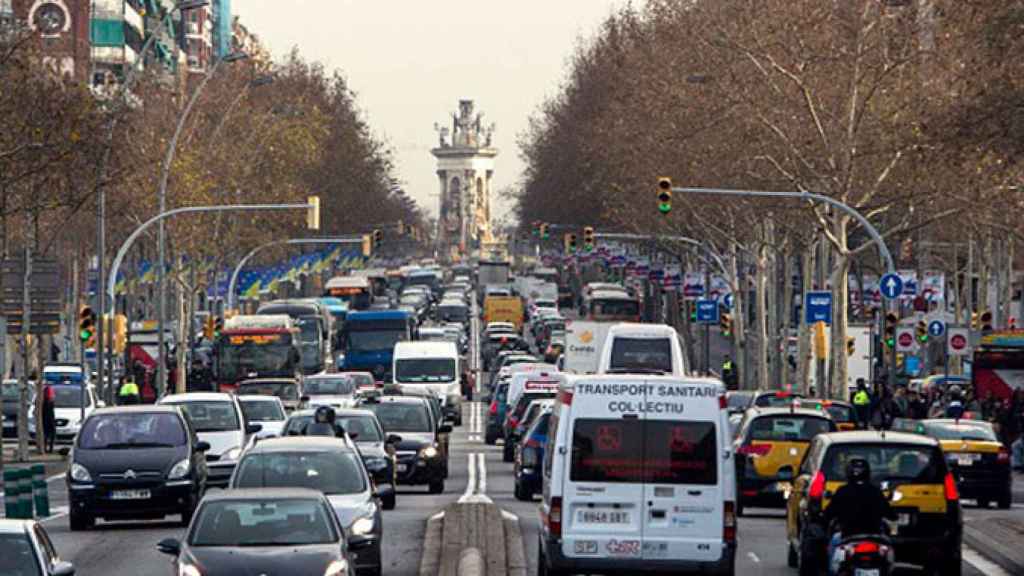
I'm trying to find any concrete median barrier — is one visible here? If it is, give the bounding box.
[419,502,525,576]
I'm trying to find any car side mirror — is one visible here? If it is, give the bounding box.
[438,425,452,434]
[300,395,310,403]
[777,466,794,482]
[386,434,402,445]
[195,441,211,452]
[52,561,76,576]
[348,432,359,441]
[246,423,263,435]
[156,538,181,556]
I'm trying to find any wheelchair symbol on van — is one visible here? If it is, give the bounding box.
[597,425,622,452]
[669,426,694,453]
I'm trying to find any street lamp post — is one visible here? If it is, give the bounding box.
[155,50,249,398]
[94,0,209,401]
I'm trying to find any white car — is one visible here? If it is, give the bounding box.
[303,373,358,410]
[236,395,288,438]
[29,383,103,443]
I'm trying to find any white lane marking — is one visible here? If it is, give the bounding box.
[41,505,69,522]
[460,453,477,502]
[457,452,492,504]
[963,545,1011,576]
[430,511,446,521]
[747,552,760,564]
[477,452,487,495]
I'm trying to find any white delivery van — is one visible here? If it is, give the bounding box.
[596,323,688,376]
[538,374,736,576]
[506,368,561,413]
[392,341,463,426]
[563,321,615,374]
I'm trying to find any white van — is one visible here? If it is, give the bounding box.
[538,375,736,576]
[392,341,463,426]
[596,323,688,376]
[506,368,560,413]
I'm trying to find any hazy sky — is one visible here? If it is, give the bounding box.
[231,0,627,222]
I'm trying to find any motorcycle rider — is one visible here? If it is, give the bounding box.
[824,457,894,574]
[945,385,966,419]
[303,405,344,437]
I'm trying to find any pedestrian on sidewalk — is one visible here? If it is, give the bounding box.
[42,382,56,453]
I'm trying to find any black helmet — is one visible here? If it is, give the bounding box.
[314,405,336,424]
[846,457,871,485]
[948,385,963,399]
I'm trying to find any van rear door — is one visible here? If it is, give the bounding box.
[562,379,648,562]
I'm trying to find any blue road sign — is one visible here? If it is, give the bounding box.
[804,291,833,325]
[879,273,903,300]
[928,320,945,338]
[696,299,720,324]
[723,293,735,309]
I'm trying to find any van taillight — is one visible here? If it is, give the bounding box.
[557,390,573,405]
[489,401,497,415]
[723,501,736,543]
[808,471,826,501]
[944,472,959,501]
[718,395,727,410]
[549,497,563,538]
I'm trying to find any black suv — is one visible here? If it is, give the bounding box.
[66,406,209,530]
[357,396,450,494]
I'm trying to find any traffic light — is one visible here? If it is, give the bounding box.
[372,229,383,248]
[113,314,127,354]
[307,196,321,230]
[916,320,928,343]
[539,223,549,240]
[847,336,856,356]
[532,220,541,236]
[884,312,898,348]
[361,234,373,257]
[214,317,224,338]
[78,306,96,347]
[980,310,993,333]
[204,316,216,340]
[566,233,578,253]
[971,311,979,329]
[720,312,732,337]
[582,226,595,252]
[657,177,672,214]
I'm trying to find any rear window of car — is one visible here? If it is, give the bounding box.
[609,338,672,373]
[821,443,945,483]
[926,422,998,442]
[748,415,834,442]
[233,450,366,494]
[570,419,718,485]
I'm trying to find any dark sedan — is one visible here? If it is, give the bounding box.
[66,406,209,530]
[358,396,449,494]
[157,488,353,576]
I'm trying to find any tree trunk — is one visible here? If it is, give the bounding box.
[780,246,794,386]
[829,217,851,399]
[728,244,748,389]
[755,242,770,390]
[797,243,815,393]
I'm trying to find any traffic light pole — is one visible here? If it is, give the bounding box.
[106,201,318,401]
[226,237,364,310]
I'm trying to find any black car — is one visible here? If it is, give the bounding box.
[66,406,209,530]
[283,408,399,510]
[2,379,25,439]
[157,488,353,576]
[357,396,449,494]
[229,437,385,576]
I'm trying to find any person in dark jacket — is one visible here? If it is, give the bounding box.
[303,405,344,437]
[42,383,56,453]
[825,458,894,574]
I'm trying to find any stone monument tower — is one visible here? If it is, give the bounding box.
[432,100,497,258]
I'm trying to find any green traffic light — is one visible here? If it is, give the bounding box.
[659,203,671,214]
[79,329,92,342]
[885,338,895,347]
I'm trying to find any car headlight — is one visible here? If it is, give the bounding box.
[70,463,92,483]
[222,446,242,461]
[351,516,375,536]
[420,446,439,459]
[167,458,191,480]
[364,457,388,472]
[178,561,202,576]
[324,560,349,576]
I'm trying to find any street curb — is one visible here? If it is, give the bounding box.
[963,524,1024,575]
[418,511,445,576]
[503,512,527,576]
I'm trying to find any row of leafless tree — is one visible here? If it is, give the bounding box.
[516,0,1023,394]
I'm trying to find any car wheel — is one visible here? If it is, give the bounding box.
[382,491,396,510]
[428,480,445,494]
[736,501,744,517]
[998,491,1012,509]
[503,441,514,463]
[787,541,798,568]
[69,509,94,532]
[797,529,822,576]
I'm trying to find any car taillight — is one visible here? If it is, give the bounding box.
[853,541,879,554]
[489,401,497,415]
[808,471,826,501]
[557,390,573,405]
[549,497,562,538]
[509,416,519,429]
[719,395,727,410]
[723,501,736,543]
[997,447,1010,464]
[737,443,772,457]
[944,472,959,501]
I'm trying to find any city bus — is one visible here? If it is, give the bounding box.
[340,310,417,382]
[325,276,372,311]
[583,289,641,322]
[212,315,301,393]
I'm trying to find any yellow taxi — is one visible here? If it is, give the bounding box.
[785,431,962,576]
[733,406,836,515]
[796,398,857,431]
[894,418,1012,509]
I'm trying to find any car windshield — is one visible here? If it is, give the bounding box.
[0,532,41,576]
[928,423,997,442]
[240,400,286,422]
[51,385,91,409]
[342,373,375,388]
[234,451,366,494]
[237,382,299,401]
[395,358,456,383]
[167,401,240,433]
[216,336,295,380]
[364,402,432,433]
[2,382,19,401]
[823,444,945,484]
[79,413,186,449]
[190,499,336,547]
[609,337,672,373]
[305,377,355,396]
[748,415,833,442]
[337,415,383,442]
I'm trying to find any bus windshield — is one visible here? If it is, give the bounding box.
[590,297,639,320]
[215,334,296,381]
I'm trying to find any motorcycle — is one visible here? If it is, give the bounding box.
[830,533,895,576]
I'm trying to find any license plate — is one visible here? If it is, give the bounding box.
[897,513,911,526]
[111,489,150,500]
[855,569,880,576]
[955,453,980,466]
[577,510,630,524]
[397,464,408,473]
[574,540,598,554]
